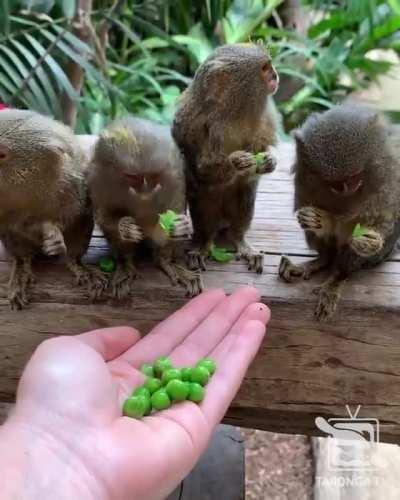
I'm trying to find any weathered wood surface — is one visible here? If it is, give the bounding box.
[1,139,400,442]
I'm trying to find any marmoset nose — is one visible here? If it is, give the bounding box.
[0,146,8,160]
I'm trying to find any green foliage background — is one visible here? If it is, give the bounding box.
[0,0,399,133]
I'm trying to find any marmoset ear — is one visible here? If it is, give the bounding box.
[292,129,306,154]
[291,130,308,174]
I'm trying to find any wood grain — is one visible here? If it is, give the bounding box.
[1,140,400,443]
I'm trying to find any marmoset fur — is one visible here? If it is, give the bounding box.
[172,43,279,273]
[88,116,202,298]
[279,105,400,320]
[0,109,106,309]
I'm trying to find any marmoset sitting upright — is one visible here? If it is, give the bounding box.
[172,43,279,273]
[88,116,202,298]
[279,105,400,321]
[0,109,106,309]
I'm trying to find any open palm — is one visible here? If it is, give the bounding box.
[9,287,269,500]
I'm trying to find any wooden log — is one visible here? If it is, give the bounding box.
[1,140,400,443]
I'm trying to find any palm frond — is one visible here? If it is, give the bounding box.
[0,11,112,121]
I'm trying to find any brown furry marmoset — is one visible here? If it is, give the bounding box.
[172,43,279,273]
[279,105,400,320]
[0,109,106,309]
[88,116,202,298]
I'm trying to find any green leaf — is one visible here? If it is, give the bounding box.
[0,44,46,111]
[10,38,54,115]
[352,223,368,238]
[159,210,178,235]
[389,0,400,15]
[254,152,266,167]
[308,13,351,39]
[99,257,116,273]
[0,0,10,36]
[161,85,180,106]
[222,0,284,44]
[25,32,79,103]
[209,244,234,263]
[173,23,214,65]
[60,0,75,18]
[21,0,55,14]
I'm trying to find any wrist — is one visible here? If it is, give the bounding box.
[0,415,107,500]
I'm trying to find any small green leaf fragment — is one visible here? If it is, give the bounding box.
[209,244,234,263]
[99,257,116,273]
[352,223,368,238]
[159,210,178,235]
[254,152,267,167]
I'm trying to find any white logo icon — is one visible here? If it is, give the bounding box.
[315,405,379,471]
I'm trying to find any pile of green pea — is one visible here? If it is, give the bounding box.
[122,356,217,419]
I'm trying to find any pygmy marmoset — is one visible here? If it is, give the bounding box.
[172,43,279,273]
[88,116,202,298]
[279,105,400,320]
[0,109,107,309]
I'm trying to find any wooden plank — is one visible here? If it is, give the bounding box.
[1,140,400,443]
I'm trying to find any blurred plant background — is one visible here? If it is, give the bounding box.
[0,0,399,134]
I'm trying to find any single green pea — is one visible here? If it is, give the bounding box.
[162,368,182,385]
[190,366,210,386]
[141,363,155,378]
[133,386,151,399]
[144,377,163,394]
[153,356,173,377]
[197,358,217,375]
[122,396,148,418]
[188,383,205,403]
[143,397,152,416]
[99,257,116,273]
[151,389,171,410]
[166,380,189,401]
[181,367,193,382]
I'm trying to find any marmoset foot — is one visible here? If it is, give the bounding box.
[66,259,108,300]
[188,248,208,271]
[111,263,139,300]
[279,255,330,283]
[235,240,264,274]
[9,257,34,310]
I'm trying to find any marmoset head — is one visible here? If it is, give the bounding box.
[0,110,68,189]
[293,105,387,197]
[95,125,162,197]
[191,43,279,114]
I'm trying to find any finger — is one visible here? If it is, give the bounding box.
[119,288,226,366]
[169,286,261,366]
[210,302,270,360]
[201,319,267,427]
[77,326,141,361]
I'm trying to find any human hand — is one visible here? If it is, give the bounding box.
[0,286,269,500]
